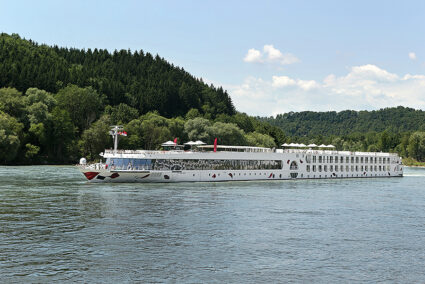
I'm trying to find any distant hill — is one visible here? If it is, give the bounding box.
[0,33,235,118]
[260,106,425,136]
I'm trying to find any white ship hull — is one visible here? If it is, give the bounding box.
[80,169,402,183]
[79,148,403,183]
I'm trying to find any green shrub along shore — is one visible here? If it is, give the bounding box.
[1,33,425,165]
[402,157,425,167]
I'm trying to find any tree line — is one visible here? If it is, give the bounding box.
[0,85,286,164]
[260,107,425,164]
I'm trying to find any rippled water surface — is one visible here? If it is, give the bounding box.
[0,166,424,283]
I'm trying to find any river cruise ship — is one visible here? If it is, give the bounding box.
[78,127,403,183]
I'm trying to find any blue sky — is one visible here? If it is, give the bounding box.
[1,0,425,115]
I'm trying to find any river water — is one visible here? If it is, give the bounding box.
[0,166,424,283]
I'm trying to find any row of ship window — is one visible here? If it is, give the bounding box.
[305,156,391,164]
[306,165,391,172]
[106,158,283,171]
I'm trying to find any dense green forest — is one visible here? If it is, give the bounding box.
[0,33,285,164]
[260,107,425,164]
[260,107,425,136]
[1,32,425,165]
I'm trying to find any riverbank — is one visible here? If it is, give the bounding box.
[402,157,425,167]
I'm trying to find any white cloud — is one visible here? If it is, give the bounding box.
[226,64,425,116]
[243,48,263,63]
[272,75,296,87]
[272,76,319,90]
[243,45,299,65]
[409,52,417,60]
[347,64,398,82]
[297,80,319,91]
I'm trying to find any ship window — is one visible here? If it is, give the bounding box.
[306,155,312,163]
[150,159,282,171]
[335,156,338,163]
[290,161,298,170]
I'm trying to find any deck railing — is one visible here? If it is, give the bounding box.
[101,148,400,157]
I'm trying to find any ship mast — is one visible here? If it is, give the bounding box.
[109,125,123,154]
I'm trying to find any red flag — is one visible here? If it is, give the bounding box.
[174,138,177,145]
[213,138,217,152]
[121,131,127,136]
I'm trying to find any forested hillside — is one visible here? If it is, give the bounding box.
[1,33,424,165]
[260,107,425,136]
[0,33,234,117]
[0,33,286,164]
[260,107,425,164]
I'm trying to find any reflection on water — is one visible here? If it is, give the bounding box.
[0,166,425,282]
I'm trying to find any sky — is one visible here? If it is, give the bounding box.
[1,0,425,116]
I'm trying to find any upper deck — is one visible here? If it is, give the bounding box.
[102,147,400,159]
